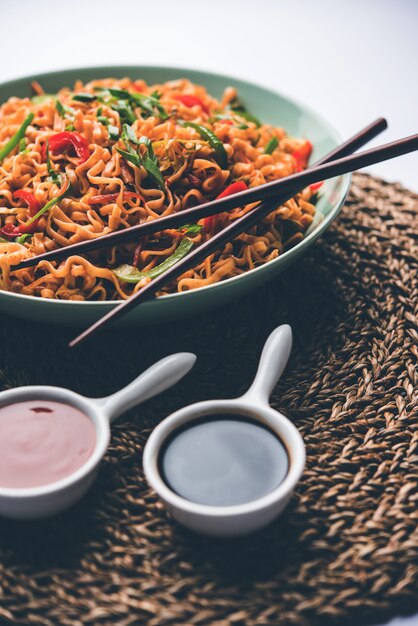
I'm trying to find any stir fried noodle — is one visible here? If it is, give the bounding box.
[0,77,320,301]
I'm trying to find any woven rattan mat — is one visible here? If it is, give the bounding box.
[0,173,417,626]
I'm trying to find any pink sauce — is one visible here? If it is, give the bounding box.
[0,400,96,488]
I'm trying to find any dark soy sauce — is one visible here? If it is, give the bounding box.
[159,415,289,507]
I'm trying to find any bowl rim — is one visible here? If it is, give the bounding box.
[0,64,351,309]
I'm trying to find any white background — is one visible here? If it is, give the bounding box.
[1,0,417,191]
[1,2,417,625]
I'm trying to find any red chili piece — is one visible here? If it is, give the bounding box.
[310,181,324,193]
[203,181,248,231]
[292,140,312,172]
[42,132,90,164]
[174,95,210,115]
[0,190,41,239]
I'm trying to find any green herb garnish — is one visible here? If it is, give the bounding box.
[26,192,67,226]
[19,138,28,153]
[230,96,261,128]
[72,93,96,102]
[108,125,120,141]
[212,114,249,130]
[121,124,140,145]
[132,92,168,120]
[16,233,32,244]
[32,94,57,104]
[117,134,165,191]
[110,99,136,125]
[180,223,203,234]
[56,100,75,120]
[45,140,63,187]
[182,122,228,169]
[98,88,168,120]
[114,238,194,283]
[0,113,34,162]
[264,136,279,155]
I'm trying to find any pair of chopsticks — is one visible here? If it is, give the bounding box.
[13,119,418,347]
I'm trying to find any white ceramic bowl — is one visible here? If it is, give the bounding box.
[0,352,196,519]
[143,325,305,536]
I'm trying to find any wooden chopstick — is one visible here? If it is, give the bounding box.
[71,121,418,348]
[13,118,387,272]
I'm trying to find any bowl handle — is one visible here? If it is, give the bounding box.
[242,325,292,405]
[91,353,196,422]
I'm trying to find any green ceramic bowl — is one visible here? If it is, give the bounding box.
[0,66,350,326]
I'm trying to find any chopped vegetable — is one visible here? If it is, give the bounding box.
[42,131,90,164]
[108,125,119,141]
[55,100,76,120]
[16,233,32,244]
[130,91,168,120]
[212,114,248,129]
[0,190,41,238]
[46,140,63,187]
[0,113,34,162]
[182,122,228,169]
[121,124,140,144]
[117,136,165,191]
[229,97,261,127]
[265,136,279,155]
[310,181,324,193]
[97,112,119,139]
[114,238,194,283]
[110,99,136,125]
[87,192,144,205]
[32,94,57,104]
[97,87,167,120]
[26,193,66,226]
[215,116,233,125]
[72,93,96,102]
[19,138,27,153]
[180,223,203,234]
[204,180,248,231]
[174,94,209,114]
[292,140,312,171]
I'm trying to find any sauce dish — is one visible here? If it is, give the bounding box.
[143,325,305,537]
[0,352,195,519]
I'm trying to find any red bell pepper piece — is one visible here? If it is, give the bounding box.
[292,140,312,171]
[87,191,144,205]
[0,190,41,239]
[174,94,210,115]
[131,84,144,93]
[310,181,324,193]
[42,132,90,164]
[204,181,248,231]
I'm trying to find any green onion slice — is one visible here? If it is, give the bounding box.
[114,238,194,283]
[182,122,228,169]
[0,113,34,162]
[264,136,279,155]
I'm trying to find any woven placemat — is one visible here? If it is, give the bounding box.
[0,173,417,626]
